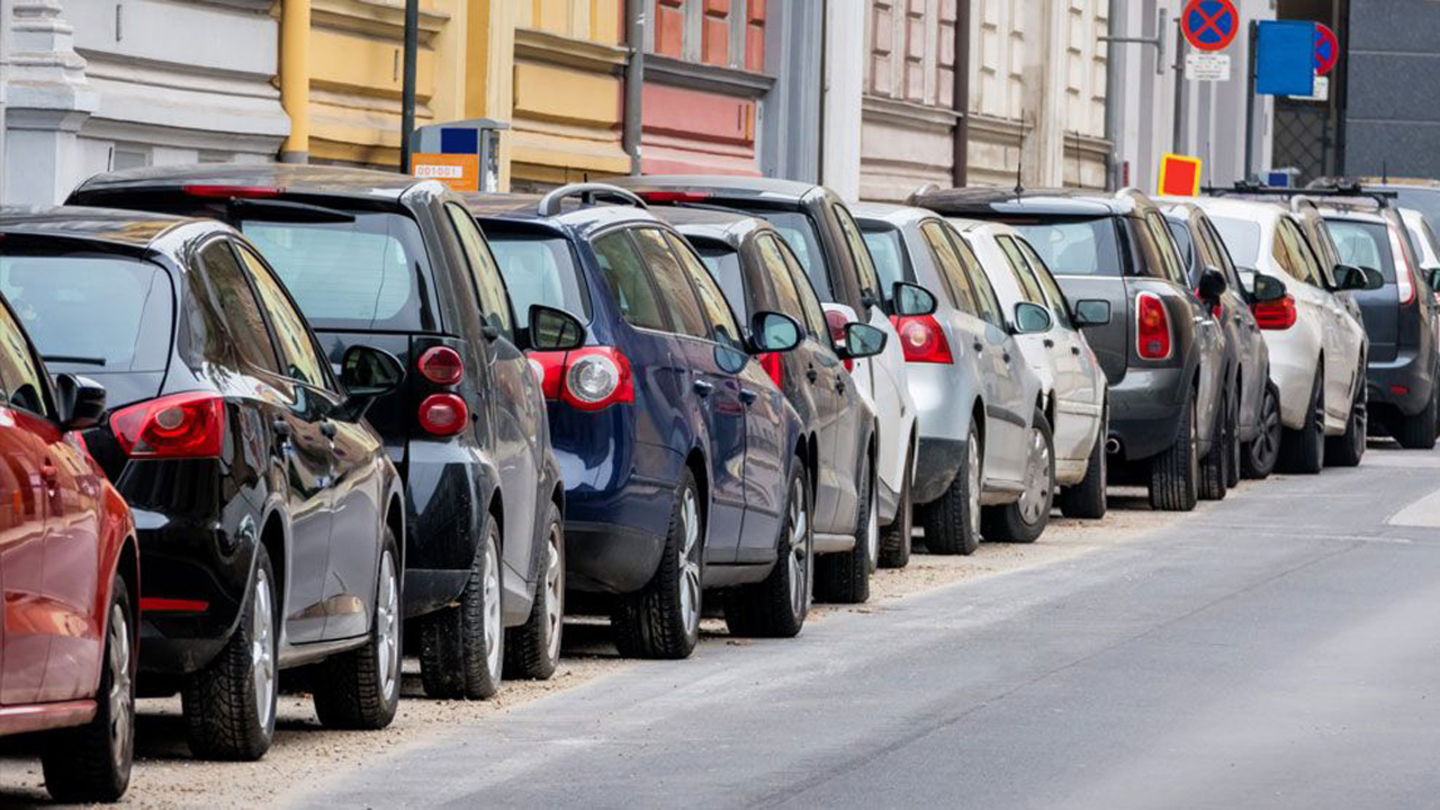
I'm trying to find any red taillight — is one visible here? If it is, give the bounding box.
[528,350,567,399]
[141,598,210,613]
[1135,292,1172,359]
[109,391,225,458]
[1252,294,1298,330]
[824,309,854,371]
[1391,384,1411,396]
[892,315,953,364]
[1388,225,1416,305]
[636,190,712,203]
[527,347,634,411]
[182,184,283,199]
[417,346,464,385]
[759,352,784,388]
[418,393,469,436]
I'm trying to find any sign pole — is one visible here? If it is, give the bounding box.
[1244,19,1257,181]
[400,0,419,174]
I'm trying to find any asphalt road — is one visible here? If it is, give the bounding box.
[295,448,1440,809]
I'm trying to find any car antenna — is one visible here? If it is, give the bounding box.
[1014,159,1024,195]
[1382,160,1389,184]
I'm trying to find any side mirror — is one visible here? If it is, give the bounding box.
[341,345,406,405]
[1250,272,1288,303]
[1198,266,1228,302]
[54,373,106,430]
[1428,267,1440,291]
[1361,267,1385,291]
[749,310,802,354]
[1071,299,1112,326]
[528,304,586,351]
[1011,301,1053,335]
[892,281,937,317]
[837,322,888,360]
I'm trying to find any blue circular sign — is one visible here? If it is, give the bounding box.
[1182,0,1239,51]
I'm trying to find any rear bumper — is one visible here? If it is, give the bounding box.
[1367,348,1434,415]
[1109,366,1188,462]
[913,436,965,506]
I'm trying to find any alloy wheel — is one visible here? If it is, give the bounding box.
[786,476,811,621]
[251,569,276,730]
[967,428,982,539]
[679,488,702,638]
[107,602,134,771]
[377,551,400,702]
[1254,389,1281,469]
[483,537,502,677]
[543,525,565,665]
[1017,426,1053,525]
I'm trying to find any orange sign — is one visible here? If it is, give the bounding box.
[412,153,479,192]
[1157,153,1203,197]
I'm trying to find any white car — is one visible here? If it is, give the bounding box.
[1198,197,1371,472]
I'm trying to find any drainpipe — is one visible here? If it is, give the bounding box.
[623,0,644,175]
[1103,0,1119,189]
[400,0,419,173]
[951,0,970,187]
[279,0,310,163]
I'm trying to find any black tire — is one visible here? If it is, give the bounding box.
[877,441,913,569]
[1150,389,1199,512]
[983,408,1055,543]
[1279,368,1325,474]
[1057,407,1107,520]
[1325,375,1368,467]
[1242,382,1282,480]
[1395,378,1439,449]
[725,463,812,637]
[814,454,873,603]
[418,518,504,699]
[313,531,402,729]
[1225,384,1242,488]
[42,575,135,802]
[1199,388,1229,501]
[505,501,565,680]
[612,470,702,659]
[920,421,982,555]
[182,545,278,761]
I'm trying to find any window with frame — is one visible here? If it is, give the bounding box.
[237,245,330,389]
[0,302,48,415]
[756,234,809,331]
[1199,218,1241,287]
[833,204,884,304]
[665,231,744,349]
[952,232,1007,327]
[1144,212,1188,284]
[919,221,979,316]
[996,236,1047,304]
[1015,240,1074,329]
[777,237,829,339]
[444,202,514,338]
[592,230,668,331]
[631,229,708,339]
[1274,218,1318,286]
[197,241,282,374]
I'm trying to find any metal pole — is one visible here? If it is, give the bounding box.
[952,0,970,187]
[623,0,645,175]
[1172,20,1184,154]
[400,0,419,173]
[1244,19,1257,181]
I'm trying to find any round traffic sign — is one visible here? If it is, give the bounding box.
[1182,0,1240,52]
[1314,23,1339,75]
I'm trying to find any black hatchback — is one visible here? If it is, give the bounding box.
[0,207,406,760]
[71,166,586,698]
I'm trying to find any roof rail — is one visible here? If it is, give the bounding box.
[1204,180,1397,208]
[536,182,648,217]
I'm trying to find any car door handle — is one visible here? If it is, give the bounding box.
[272,418,292,438]
[39,462,56,483]
[1043,338,1055,348]
[835,379,846,395]
[806,366,819,383]
[1003,353,1012,363]
[973,341,984,352]
[739,388,758,405]
[319,419,337,439]
[693,379,714,398]
[1070,346,1081,356]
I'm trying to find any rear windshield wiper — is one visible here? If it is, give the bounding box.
[44,355,106,366]
[230,198,356,224]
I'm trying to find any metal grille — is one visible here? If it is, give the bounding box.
[1273,100,1333,185]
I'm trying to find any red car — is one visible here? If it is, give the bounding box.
[0,291,138,803]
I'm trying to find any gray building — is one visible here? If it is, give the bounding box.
[1341,0,1440,179]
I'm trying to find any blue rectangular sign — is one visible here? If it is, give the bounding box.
[1256,21,1315,96]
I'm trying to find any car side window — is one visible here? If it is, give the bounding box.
[630,228,707,340]
[444,202,514,339]
[996,235,1048,305]
[952,232,1007,328]
[666,231,744,350]
[1144,212,1188,285]
[1199,217,1240,287]
[1275,219,1318,286]
[833,203,884,306]
[1291,223,1331,287]
[1015,239,1074,329]
[591,230,668,331]
[196,241,282,375]
[237,244,331,389]
[0,302,49,416]
[756,234,810,330]
[919,220,979,316]
[778,238,830,338]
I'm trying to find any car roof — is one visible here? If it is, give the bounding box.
[647,206,771,247]
[1193,196,1287,223]
[464,191,667,236]
[608,174,821,202]
[849,201,941,228]
[0,205,194,250]
[909,186,1147,217]
[73,163,436,202]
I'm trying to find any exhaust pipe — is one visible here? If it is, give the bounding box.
[1105,437,1121,455]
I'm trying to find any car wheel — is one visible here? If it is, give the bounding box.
[877,441,913,569]
[983,408,1055,543]
[41,575,136,802]
[505,501,565,680]
[815,454,874,603]
[1150,389,1199,511]
[1242,382,1282,479]
[1057,406,1107,520]
[1325,376,1368,467]
[1279,368,1325,474]
[418,518,504,699]
[1199,388,1229,501]
[921,421,983,555]
[1395,377,1439,449]
[313,531,402,728]
[182,545,278,761]
[725,462,812,637]
[612,470,703,659]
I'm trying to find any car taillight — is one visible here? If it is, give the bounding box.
[528,350,567,399]
[892,315,953,364]
[182,184,283,199]
[528,348,635,411]
[825,309,854,371]
[109,391,225,458]
[1388,226,1416,305]
[418,393,469,436]
[636,190,712,203]
[1135,292,1172,359]
[1252,294,1298,330]
[759,352,784,388]
[417,346,464,385]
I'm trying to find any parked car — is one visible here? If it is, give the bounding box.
[950,218,1110,516]
[1163,201,1277,486]
[652,205,890,593]
[0,207,405,760]
[913,187,1225,512]
[70,165,580,698]
[0,276,137,801]
[1197,197,1374,469]
[610,176,918,570]
[849,203,1052,554]
[469,184,813,656]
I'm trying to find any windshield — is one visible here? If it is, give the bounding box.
[486,232,591,328]
[1209,216,1263,267]
[241,211,429,331]
[860,226,910,293]
[1009,217,1122,276]
[693,243,748,319]
[1326,219,1396,282]
[747,210,833,300]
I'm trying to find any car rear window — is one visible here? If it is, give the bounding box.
[240,212,428,331]
[1009,217,1122,276]
[1326,219,1396,282]
[1209,216,1263,267]
[486,232,591,328]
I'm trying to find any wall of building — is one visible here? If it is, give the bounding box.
[1342,0,1440,179]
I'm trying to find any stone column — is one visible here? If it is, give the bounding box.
[5,0,95,206]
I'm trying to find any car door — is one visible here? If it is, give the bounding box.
[1200,216,1267,430]
[1015,237,1104,441]
[1283,218,1354,419]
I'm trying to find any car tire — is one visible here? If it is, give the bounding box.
[814,454,874,603]
[418,518,504,699]
[1150,389,1199,512]
[181,544,278,761]
[1242,382,1282,480]
[1325,377,1368,467]
[1199,388,1229,502]
[725,462,812,637]
[1395,378,1439,450]
[877,441,913,569]
[505,501,565,680]
[1057,407,1107,520]
[920,421,983,555]
[983,408,1055,543]
[313,531,402,729]
[41,575,136,803]
[612,470,703,659]
[1279,368,1325,474]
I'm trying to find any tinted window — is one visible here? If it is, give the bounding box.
[195,241,281,373]
[1199,218,1240,285]
[1210,216,1262,267]
[758,234,807,326]
[996,236,1046,304]
[779,239,829,338]
[666,232,744,348]
[487,232,590,328]
[1275,218,1320,286]
[1015,239,1074,329]
[445,203,513,337]
[693,242,749,319]
[1166,219,1198,278]
[592,230,667,331]
[1011,217,1122,276]
[1144,212,1187,284]
[242,212,427,331]
[919,221,978,316]
[1327,219,1396,282]
[860,226,909,295]
[834,204,883,303]
[757,210,832,300]
[632,229,707,339]
[955,233,1007,327]
[0,301,48,415]
[237,246,329,388]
